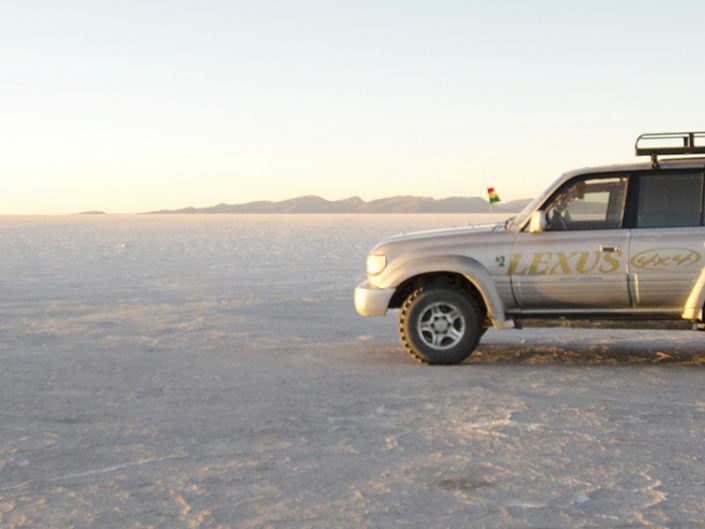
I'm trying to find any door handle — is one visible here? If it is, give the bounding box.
[600,244,620,253]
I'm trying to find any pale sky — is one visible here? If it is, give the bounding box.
[2,0,704,214]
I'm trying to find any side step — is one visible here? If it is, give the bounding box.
[513,318,704,331]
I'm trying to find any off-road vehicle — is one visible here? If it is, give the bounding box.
[354,132,705,364]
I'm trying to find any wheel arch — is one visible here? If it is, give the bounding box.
[390,272,481,309]
[383,256,514,329]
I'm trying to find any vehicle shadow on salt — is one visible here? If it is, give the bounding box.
[470,328,705,366]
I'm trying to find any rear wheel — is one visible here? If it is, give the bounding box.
[398,284,483,365]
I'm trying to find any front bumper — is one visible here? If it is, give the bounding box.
[354,281,395,317]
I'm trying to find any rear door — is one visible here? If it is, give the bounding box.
[628,169,705,309]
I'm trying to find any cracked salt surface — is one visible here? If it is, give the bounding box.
[1,214,705,528]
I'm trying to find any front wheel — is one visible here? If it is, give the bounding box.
[398,284,483,365]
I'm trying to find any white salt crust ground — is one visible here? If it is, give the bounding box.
[1,214,704,528]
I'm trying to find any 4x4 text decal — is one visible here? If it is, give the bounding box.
[630,248,701,271]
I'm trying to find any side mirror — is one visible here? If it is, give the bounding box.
[529,211,547,233]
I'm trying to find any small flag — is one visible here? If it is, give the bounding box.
[487,187,501,204]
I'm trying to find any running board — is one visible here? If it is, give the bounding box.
[513,317,703,331]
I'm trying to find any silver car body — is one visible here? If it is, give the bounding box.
[355,157,705,328]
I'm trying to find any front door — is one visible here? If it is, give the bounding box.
[511,174,631,309]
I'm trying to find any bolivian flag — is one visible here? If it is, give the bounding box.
[487,187,501,204]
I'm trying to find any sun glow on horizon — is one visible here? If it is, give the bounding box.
[2,1,704,215]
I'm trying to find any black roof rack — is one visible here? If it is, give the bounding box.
[635,131,705,167]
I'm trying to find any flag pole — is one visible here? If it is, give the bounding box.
[483,165,501,222]
[482,164,494,219]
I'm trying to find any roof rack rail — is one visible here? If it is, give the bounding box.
[635,131,705,167]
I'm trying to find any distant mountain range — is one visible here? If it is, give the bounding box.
[145,195,531,214]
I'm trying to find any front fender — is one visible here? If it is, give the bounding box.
[378,255,514,329]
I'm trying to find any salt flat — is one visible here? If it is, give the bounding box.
[1,214,704,528]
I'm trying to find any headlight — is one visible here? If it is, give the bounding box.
[366,254,387,276]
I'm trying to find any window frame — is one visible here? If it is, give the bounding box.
[537,172,632,232]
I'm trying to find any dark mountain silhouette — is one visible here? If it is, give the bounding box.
[145,195,531,214]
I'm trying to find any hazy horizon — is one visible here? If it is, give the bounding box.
[2,1,704,214]
[0,192,531,216]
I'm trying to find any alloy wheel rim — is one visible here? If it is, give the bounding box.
[417,302,465,350]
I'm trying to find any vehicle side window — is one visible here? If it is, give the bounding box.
[636,172,704,228]
[544,176,628,231]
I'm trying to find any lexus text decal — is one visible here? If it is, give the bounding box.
[510,251,622,276]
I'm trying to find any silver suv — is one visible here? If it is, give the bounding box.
[355,132,705,364]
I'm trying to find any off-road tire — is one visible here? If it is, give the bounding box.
[398,284,483,365]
